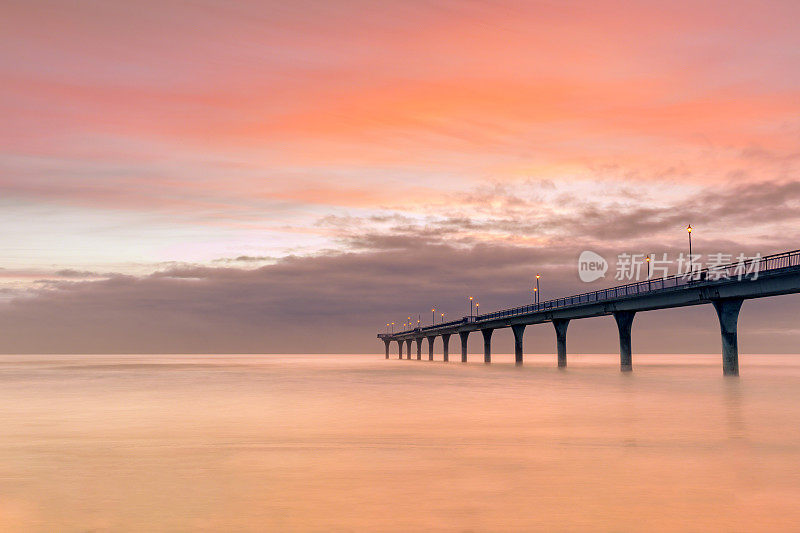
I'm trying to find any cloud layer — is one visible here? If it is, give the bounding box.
[2,232,799,354]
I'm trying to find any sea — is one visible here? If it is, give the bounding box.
[1,353,799,532]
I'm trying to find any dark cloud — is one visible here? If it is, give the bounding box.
[54,269,105,278]
[1,236,799,355]
[329,179,800,246]
[212,256,274,264]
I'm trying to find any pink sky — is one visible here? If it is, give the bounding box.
[1,0,800,352]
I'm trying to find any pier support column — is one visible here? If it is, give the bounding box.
[712,299,744,376]
[427,336,435,361]
[415,338,422,360]
[511,324,525,366]
[405,339,412,360]
[553,319,570,368]
[460,331,469,363]
[613,311,636,372]
[442,334,451,362]
[397,340,403,359]
[384,339,391,359]
[482,328,494,364]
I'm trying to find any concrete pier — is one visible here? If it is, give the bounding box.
[405,339,412,360]
[613,311,635,372]
[442,334,451,362]
[415,338,422,360]
[712,299,744,376]
[379,248,800,375]
[482,328,493,363]
[511,324,525,366]
[553,319,569,368]
[397,340,403,359]
[384,339,390,359]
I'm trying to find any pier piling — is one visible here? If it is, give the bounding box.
[511,324,525,365]
[613,311,636,372]
[713,299,744,376]
[482,329,493,363]
[553,319,570,368]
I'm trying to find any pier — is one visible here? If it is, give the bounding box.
[379,249,800,375]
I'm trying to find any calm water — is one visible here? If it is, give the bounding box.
[1,353,800,532]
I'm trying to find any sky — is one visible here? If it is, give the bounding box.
[1,0,800,354]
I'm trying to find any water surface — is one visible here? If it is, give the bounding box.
[1,353,799,531]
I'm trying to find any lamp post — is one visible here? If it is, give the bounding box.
[391,322,394,333]
[536,274,540,304]
[475,302,479,317]
[533,286,538,305]
[469,297,473,319]
[646,254,651,279]
[386,323,389,334]
[432,308,435,325]
[687,225,694,279]
[441,312,444,323]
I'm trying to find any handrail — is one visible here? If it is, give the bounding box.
[420,317,466,332]
[386,249,800,335]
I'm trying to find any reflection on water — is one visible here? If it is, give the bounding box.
[1,353,800,531]
[724,379,746,441]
